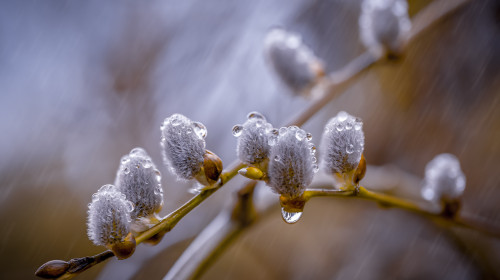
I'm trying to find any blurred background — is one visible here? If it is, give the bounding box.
[1,0,499,279]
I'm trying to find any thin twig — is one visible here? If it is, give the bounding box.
[303,186,500,239]
[164,181,257,280]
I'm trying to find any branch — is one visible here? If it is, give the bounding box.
[164,181,257,280]
[36,0,475,278]
[303,186,500,239]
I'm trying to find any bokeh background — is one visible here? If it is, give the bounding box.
[1,0,499,279]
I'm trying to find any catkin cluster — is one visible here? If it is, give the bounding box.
[87,147,164,258]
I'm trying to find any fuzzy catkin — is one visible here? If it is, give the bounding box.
[161,114,207,180]
[421,153,466,201]
[234,112,274,167]
[87,185,132,246]
[267,126,317,198]
[320,111,365,175]
[264,28,321,94]
[115,147,163,220]
[359,0,411,56]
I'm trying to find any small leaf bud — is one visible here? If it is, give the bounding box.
[161,114,207,180]
[359,0,411,57]
[264,28,324,95]
[238,166,265,180]
[320,111,365,188]
[35,260,70,279]
[115,147,163,221]
[267,126,317,199]
[194,150,223,186]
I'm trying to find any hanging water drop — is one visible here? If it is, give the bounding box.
[232,125,243,137]
[281,208,303,224]
[345,122,353,130]
[306,133,312,141]
[123,167,130,175]
[192,122,207,139]
[279,127,287,135]
[336,123,344,131]
[274,155,281,162]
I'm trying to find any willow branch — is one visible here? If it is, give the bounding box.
[164,181,257,280]
[304,186,500,239]
[36,0,474,278]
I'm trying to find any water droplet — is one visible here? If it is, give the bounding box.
[354,122,362,131]
[255,120,263,128]
[160,136,166,143]
[142,160,152,168]
[270,128,279,136]
[125,201,134,212]
[346,144,354,154]
[281,208,302,224]
[274,155,281,162]
[337,111,348,122]
[268,135,278,146]
[247,111,265,120]
[336,123,344,131]
[171,117,181,126]
[345,122,353,130]
[306,133,312,141]
[264,123,273,132]
[154,187,163,196]
[155,170,161,182]
[123,167,130,174]
[295,129,306,141]
[99,184,115,192]
[121,157,130,164]
[192,121,207,139]
[310,145,316,153]
[279,127,287,135]
[313,163,319,173]
[130,148,146,156]
[232,125,243,137]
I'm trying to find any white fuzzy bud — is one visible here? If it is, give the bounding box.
[320,111,365,175]
[160,114,207,180]
[421,153,466,202]
[359,0,411,56]
[233,112,274,167]
[87,184,133,246]
[264,28,324,94]
[115,147,163,220]
[267,126,317,198]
